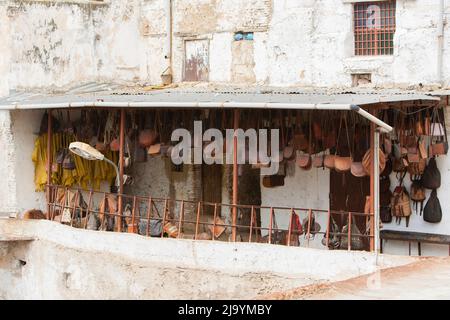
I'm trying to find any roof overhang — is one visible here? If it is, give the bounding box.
[0,84,444,133]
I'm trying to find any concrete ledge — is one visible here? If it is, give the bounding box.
[0,219,416,281]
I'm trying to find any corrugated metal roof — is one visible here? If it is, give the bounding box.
[0,82,442,110]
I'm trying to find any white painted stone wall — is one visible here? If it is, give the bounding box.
[260,163,330,249]
[0,0,448,90]
[1,0,450,256]
[381,107,450,257]
[0,111,17,216]
[0,219,416,299]
[9,110,47,215]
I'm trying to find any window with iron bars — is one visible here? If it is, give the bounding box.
[354,1,396,56]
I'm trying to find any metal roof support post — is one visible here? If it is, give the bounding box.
[232,109,239,242]
[46,110,53,220]
[117,108,125,232]
[369,110,376,252]
[374,128,381,262]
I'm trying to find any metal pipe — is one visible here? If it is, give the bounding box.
[46,110,52,220]
[369,114,376,252]
[165,0,172,64]
[353,106,393,132]
[374,129,381,261]
[0,101,416,133]
[437,0,445,85]
[232,108,239,242]
[117,108,125,232]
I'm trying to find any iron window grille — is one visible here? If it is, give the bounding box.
[354,1,396,56]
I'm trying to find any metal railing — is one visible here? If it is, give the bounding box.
[45,184,374,251]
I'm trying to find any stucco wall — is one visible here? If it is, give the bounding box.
[0,219,416,299]
[0,111,17,216]
[10,110,47,216]
[0,0,449,90]
[260,163,330,249]
[381,107,450,256]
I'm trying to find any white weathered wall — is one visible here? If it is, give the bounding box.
[0,0,449,91]
[381,107,450,257]
[260,162,330,249]
[1,0,450,254]
[0,111,17,216]
[0,219,416,299]
[10,110,47,215]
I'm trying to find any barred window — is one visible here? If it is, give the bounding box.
[354,1,396,56]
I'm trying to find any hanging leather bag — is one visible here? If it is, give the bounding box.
[293,110,308,152]
[334,115,352,172]
[410,180,426,216]
[283,112,296,160]
[391,183,412,227]
[340,218,365,251]
[429,107,449,156]
[421,157,441,189]
[362,148,386,175]
[62,149,76,170]
[139,112,159,148]
[423,189,442,223]
[296,112,312,170]
[415,111,424,136]
[407,158,426,180]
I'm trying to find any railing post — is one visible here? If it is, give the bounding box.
[348,212,352,251]
[146,197,152,237]
[178,200,184,239]
[161,199,168,238]
[249,206,255,243]
[307,209,312,247]
[326,209,331,248]
[69,191,79,227]
[84,190,93,229]
[195,202,201,240]
[129,196,137,233]
[268,207,273,244]
[287,208,293,246]
[212,203,218,241]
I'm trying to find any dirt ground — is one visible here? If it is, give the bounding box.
[258,257,450,300]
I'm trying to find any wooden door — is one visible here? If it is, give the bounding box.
[202,164,222,216]
[330,171,370,250]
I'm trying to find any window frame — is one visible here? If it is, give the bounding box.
[352,0,396,56]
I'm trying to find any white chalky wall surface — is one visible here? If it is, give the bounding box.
[0,0,449,256]
[0,0,448,90]
[0,219,416,299]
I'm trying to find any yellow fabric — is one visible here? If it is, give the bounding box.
[32,132,118,191]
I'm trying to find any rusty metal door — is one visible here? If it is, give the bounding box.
[184,39,209,82]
